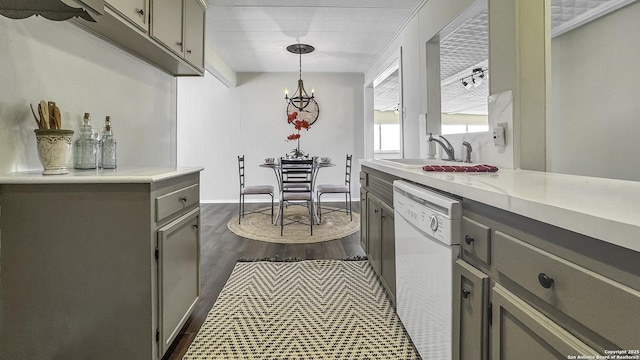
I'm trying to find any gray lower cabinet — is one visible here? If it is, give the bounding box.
[491,284,599,359]
[367,192,382,274]
[0,172,201,360]
[453,259,489,360]
[458,199,640,358]
[157,208,200,355]
[366,193,396,302]
[366,191,396,300]
[379,200,395,300]
[360,167,398,303]
[360,188,368,252]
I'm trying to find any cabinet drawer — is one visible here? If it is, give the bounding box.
[360,171,368,187]
[491,284,600,359]
[461,216,491,265]
[156,184,199,222]
[494,231,640,349]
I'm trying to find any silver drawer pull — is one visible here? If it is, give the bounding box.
[179,196,188,202]
[192,224,198,229]
[538,273,554,289]
[137,9,144,15]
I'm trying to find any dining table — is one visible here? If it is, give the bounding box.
[259,159,335,225]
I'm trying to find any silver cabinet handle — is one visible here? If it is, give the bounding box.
[187,49,192,54]
[192,224,198,230]
[137,9,144,16]
[177,41,183,46]
[179,196,188,202]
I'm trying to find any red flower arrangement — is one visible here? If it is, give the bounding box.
[286,111,310,157]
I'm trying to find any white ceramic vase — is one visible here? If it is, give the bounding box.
[34,129,74,175]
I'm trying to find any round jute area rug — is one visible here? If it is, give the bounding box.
[227,206,360,244]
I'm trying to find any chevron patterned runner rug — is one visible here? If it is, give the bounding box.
[183,260,421,359]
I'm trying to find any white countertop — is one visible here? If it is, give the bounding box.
[362,159,640,253]
[0,167,204,184]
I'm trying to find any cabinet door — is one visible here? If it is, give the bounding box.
[380,201,396,301]
[453,259,489,360]
[157,208,200,356]
[183,0,205,70]
[106,0,149,31]
[491,284,600,360]
[360,188,368,253]
[151,0,184,56]
[367,194,382,275]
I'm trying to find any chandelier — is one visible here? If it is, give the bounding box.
[460,67,488,89]
[284,43,315,111]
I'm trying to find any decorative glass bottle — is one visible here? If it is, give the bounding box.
[101,116,117,169]
[93,128,102,168]
[74,112,97,169]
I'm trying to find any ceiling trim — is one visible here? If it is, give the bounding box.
[551,0,637,38]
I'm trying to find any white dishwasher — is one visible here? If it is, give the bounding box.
[393,180,461,360]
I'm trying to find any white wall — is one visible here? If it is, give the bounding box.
[549,2,640,181]
[177,72,364,202]
[0,17,177,173]
[364,0,513,167]
[365,0,477,160]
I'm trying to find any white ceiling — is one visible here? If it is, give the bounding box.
[374,0,635,112]
[204,0,423,73]
[203,0,636,112]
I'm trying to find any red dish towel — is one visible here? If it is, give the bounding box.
[422,164,499,172]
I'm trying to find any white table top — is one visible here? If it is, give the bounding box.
[362,159,640,253]
[0,167,204,184]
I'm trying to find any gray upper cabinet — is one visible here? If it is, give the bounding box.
[151,0,205,71]
[183,0,205,69]
[151,0,184,56]
[106,0,149,31]
[74,0,206,76]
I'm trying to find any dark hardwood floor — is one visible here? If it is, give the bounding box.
[162,202,363,360]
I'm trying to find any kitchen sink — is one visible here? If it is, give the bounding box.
[375,158,465,169]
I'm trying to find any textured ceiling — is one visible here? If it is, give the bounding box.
[203,0,632,112]
[204,0,423,73]
[375,0,631,113]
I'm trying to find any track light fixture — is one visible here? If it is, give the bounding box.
[460,67,488,90]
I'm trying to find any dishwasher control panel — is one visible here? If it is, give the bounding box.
[393,180,461,246]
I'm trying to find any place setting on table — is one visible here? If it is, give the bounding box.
[228,95,357,243]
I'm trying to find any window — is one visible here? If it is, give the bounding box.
[442,124,489,135]
[374,124,400,152]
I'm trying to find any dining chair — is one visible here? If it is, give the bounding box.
[316,154,352,222]
[238,155,274,224]
[278,158,315,236]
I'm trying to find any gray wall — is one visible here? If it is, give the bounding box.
[0,16,177,173]
[549,2,640,181]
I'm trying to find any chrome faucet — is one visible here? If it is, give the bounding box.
[462,141,472,163]
[428,133,455,161]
